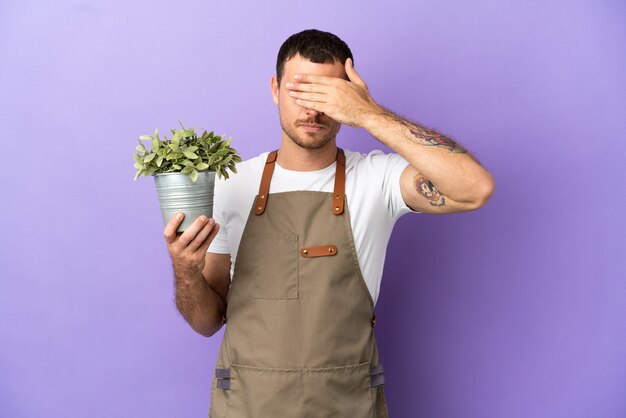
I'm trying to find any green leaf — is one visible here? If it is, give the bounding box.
[134,169,142,181]
[216,148,230,156]
[220,137,232,148]
[139,135,152,141]
[156,156,164,167]
[143,153,156,163]
[183,150,198,159]
[189,169,198,182]
[171,135,180,151]
[195,162,209,170]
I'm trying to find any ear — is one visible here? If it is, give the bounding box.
[270,75,279,105]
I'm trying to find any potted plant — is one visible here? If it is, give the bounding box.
[133,121,241,232]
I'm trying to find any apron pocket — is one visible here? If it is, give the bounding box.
[228,364,302,418]
[302,361,374,418]
[226,362,375,418]
[237,233,299,300]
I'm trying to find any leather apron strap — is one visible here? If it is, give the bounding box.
[254,148,346,216]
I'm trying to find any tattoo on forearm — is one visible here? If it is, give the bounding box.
[405,123,467,153]
[383,111,467,153]
[413,173,446,207]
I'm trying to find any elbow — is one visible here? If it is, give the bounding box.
[469,173,496,210]
[176,301,225,338]
[189,315,224,338]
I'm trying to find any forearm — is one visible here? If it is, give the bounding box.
[174,267,225,337]
[364,105,494,204]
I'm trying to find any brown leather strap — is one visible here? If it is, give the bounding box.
[255,148,346,216]
[333,148,346,215]
[300,245,338,258]
[255,150,278,215]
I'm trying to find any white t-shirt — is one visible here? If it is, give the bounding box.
[208,149,420,306]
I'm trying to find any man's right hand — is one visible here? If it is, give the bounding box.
[163,212,220,277]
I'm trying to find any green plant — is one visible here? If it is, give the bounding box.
[133,121,241,182]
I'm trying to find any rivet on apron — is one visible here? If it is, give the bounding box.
[328,247,334,253]
[260,195,265,199]
[303,249,308,255]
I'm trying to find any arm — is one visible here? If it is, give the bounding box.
[364,109,495,214]
[285,58,495,214]
[164,213,231,337]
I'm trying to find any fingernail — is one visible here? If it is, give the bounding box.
[294,74,301,80]
[199,216,207,223]
[286,82,294,87]
[176,213,183,220]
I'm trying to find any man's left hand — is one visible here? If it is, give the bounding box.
[284,58,381,128]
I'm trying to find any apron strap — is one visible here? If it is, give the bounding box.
[254,150,278,215]
[370,364,386,387]
[333,148,346,215]
[255,148,347,216]
[215,368,231,389]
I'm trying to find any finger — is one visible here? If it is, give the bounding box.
[345,58,367,88]
[177,215,210,248]
[164,212,184,244]
[284,81,329,94]
[288,90,327,103]
[197,222,220,255]
[188,218,216,252]
[295,98,323,111]
[293,73,338,85]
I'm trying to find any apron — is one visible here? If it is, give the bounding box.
[209,148,389,418]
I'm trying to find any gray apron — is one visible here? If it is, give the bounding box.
[209,148,389,418]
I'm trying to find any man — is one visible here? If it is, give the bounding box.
[163,29,494,418]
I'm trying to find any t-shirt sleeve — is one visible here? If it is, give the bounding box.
[207,177,231,254]
[368,150,422,220]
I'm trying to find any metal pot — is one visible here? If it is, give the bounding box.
[154,170,216,232]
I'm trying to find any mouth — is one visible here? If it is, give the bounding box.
[298,123,325,132]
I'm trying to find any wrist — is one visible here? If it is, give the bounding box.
[173,263,204,284]
[361,103,387,132]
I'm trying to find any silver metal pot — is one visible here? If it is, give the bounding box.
[154,170,216,232]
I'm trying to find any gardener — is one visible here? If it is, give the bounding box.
[163,29,494,418]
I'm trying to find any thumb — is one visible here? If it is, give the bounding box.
[345,58,367,88]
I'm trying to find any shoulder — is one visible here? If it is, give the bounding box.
[215,151,268,186]
[343,148,409,176]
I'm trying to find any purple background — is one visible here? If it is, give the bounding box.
[1,1,624,417]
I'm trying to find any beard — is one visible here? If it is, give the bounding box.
[280,114,341,150]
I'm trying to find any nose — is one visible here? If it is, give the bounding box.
[304,106,323,118]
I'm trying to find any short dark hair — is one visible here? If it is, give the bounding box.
[276,29,353,86]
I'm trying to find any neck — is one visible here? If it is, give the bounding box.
[276,137,337,171]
